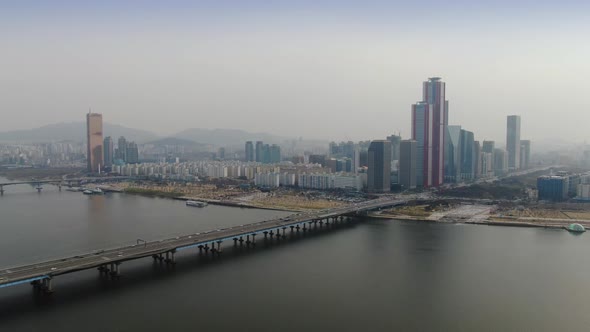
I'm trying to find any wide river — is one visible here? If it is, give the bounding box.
[1,177,590,331]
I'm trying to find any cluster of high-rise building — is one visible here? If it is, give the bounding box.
[245,141,281,164]
[86,112,140,173]
[88,77,536,193]
[103,135,139,167]
[360,77,532,192]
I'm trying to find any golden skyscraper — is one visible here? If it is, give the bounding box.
[86,112,104,173]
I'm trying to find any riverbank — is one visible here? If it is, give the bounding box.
[370,204,588,232]
[118,188,300,212]
[174,196,301,212]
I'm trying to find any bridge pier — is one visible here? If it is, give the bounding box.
[216,241,223,254]
[296,225,300,232]
[198,245,204,254]
[282,227,287,239]
[58,184,62,191]
[290,225,294,234]
[263,231,268,240]
[165,250,176,264]
[98,265,109,274]
[246,235,251,246]
[239,237,244,246]
[233,238,238,247]
[40,278,53,293]
[109,263,121,278]
[0,185,4,195]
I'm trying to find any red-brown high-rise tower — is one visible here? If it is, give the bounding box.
[86,112,104,173]
[411,77,447,187]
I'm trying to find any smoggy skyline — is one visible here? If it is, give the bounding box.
[1,1,589,143]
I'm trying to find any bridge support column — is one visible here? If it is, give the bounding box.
[108,263,121,278]
[233,238,238,247]
[204,244,210,255]
[263,231,268,240]
[198,245,204,254]
[37,186,42,193]
[43,278,54,293]
[31,280,41,291]
[58,184,62,191]
[166,250,176,264]
[251,234,256,246]
[319,220,323,228]
[216,241,223,254]
[239,237,244,246]
[0,185,4,195]
[290,225,294,234]
[282,227,287,239]
[276,229,282,240]
[246,235,251,246]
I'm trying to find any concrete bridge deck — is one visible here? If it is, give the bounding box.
[0,197,407,292]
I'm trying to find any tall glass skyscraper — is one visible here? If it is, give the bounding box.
[506,115,521,170]
[444,125,462,183]
[245,141,254,162]
[255,141,264,163]
[367,140,392,193]
[412,77,448,187]
[103,136,114,167]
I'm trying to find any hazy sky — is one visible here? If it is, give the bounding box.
[1,1,589,143]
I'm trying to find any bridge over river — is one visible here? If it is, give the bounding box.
[0,176,138,194]
[0,197,407,293]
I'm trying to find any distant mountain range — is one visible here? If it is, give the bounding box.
[0,122,291,147]
[173,128,286,146]
[0,122,159,143]
[145,137,204,147]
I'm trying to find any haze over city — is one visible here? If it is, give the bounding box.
[1,0,589,143]
[6,1,590,332]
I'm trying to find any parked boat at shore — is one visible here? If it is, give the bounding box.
[83,187,104,195]
[186,200,208,208]
[566,223,586,233]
